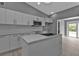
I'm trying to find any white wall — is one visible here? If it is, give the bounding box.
[56,5,79,19]
[78,23,79,37]
[57,20,65,36]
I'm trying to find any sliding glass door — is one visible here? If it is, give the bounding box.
[68,23,77,37]
[67,22,79,38]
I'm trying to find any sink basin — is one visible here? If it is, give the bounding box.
[41,33,56,36]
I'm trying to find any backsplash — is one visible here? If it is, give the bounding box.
[0,24,43,36]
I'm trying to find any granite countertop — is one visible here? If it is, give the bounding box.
[20,34,60,44]
[20,34,48,44]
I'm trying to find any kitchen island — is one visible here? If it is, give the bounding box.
[19,34,62,56]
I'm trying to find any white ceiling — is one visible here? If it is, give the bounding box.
[27,2,79,15]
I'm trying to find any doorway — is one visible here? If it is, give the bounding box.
[67,23,77,37]
[57,20,61,34]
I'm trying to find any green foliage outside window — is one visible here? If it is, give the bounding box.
[68,23,76,32]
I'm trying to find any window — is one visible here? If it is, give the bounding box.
[68,23,77,37]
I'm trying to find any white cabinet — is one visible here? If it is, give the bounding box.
[20,34,62,56]
[15,11,33,25]
[6,9,15,24]
[0,8,50,26]
[0,36,20,53]
[45,18,49,22]
[41,17,45,26]
[0,36,22,56]
[9,36,21,50]
[14,11,22,25]
[0,36,10,53]
[22,13,32,25]
[49,18,53,23]
[22,14,27,25]
[0,8,6,24]
[27,15,33,25]
[29,15,34,25]
[45,18,53,23]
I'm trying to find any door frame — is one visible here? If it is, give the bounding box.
[67,21,78,38]
[57,20,61,34]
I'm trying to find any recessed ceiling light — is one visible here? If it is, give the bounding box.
[44,2,51,4]
[37,2,51,5]
[37,2,40,5]
[50,12,54,14]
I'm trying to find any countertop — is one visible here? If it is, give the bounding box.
[20,34,61,44]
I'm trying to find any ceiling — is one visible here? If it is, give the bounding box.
[26,2,79,15]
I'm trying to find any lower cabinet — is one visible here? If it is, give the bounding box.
[0,36,10,54]
[20,34,62,56]
[0,34,62,56]
[9,35,21,50]
[0,35,22,56]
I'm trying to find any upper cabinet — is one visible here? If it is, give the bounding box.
[41,18,45,26]
[22,13,28,25]
[6,9,15,24]
[0,8,6,24]
[27,14,33,25]
[41,18,53,26]
[14,10,34,25]
[14,11,23,25]
[49,18,53,23]
[0,8,52,26]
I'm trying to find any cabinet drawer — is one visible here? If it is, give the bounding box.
[0,8,6,24]
[0,36,10,53]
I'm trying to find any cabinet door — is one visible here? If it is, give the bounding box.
[45,18,53,23]
[0,36,22,56]
[53,37,62,55]
[29,15,33,25]
[0,8,6,24]
[27,15,33,25]
[48,18,53,23]
[41,18,45,26]
[6,9,15,24]
[0,36,10,53]
[25,14,29,25]
[22,13,28,25]
[15,12,23,25]
[45,18,49,22]
[9,36,21,50]
[50,37,62,55]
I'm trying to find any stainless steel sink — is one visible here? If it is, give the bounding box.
[41,33,56,36]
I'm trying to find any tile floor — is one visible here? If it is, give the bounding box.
[62,36,79,56]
